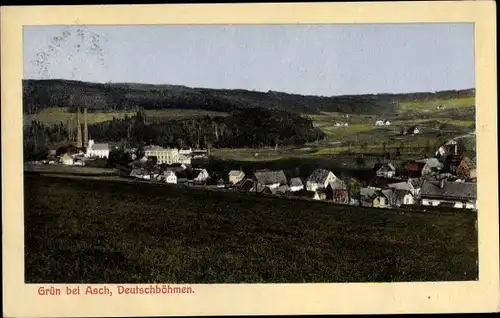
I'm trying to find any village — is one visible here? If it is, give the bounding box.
[26,107,478,212]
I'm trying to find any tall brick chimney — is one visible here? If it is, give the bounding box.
[83,107,89,148]
[76,107,83,148]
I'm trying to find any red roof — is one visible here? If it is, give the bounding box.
[406,162,426,171]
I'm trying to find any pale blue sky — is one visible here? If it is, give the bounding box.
[23,24,475,96]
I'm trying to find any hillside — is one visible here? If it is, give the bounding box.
[25,174,478,283]
[22,79,475,116]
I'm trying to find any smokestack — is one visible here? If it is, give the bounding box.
[83,107,89,148]
[76,107,83,148]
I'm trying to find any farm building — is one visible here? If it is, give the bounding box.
[228,170,245,185]
[306,168,337,192]
[163,170,177,184]
[253,170,288,189]
[390,189,415,207]
[325,179,349,204]
[60,153,74,165]
[420,180,477,209]
[288,177,304,192]
[360,188,391,208]
[373,163,396,178]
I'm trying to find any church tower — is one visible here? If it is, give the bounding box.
[83,107,89,148]
[76,107,83,148]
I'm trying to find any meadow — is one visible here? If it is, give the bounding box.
[25,174,478,283]
[24,107,228,126]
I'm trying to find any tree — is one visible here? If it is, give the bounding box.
[355,156,366,168]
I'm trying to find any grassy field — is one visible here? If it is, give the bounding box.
[398,96,475,112]
[24,107,228,126]
[25,174,477,283]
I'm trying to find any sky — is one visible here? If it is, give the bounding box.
[23,23,475,96]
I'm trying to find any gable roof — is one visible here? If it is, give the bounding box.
[307,168,334,183]
[392,189,412,201]
[229,170,244,177]
[327,178,347,190]
[406,161,426,171]
[369,176,402,189]
[289,177,304,187]
[420,180,477,200]
[91,143,109,151]
[253,170,287,185]
[388,181,412,191]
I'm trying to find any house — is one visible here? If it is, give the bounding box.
[253,169,288,189]
[405,161,427,178]
[60,153,74,165]
[390,189,415,207]
[276,185,290,195]
[418,158,444,176]
[335,122,341,127]
[384,120,391,126]
[179,147,192,155]
[455,156,475,180]
[343,122,349,127]
[130,168,150,180]
[406,125,420,135]
[420,179,477,209]
[325,179,349,204]
[238,179,255,192]
[288,177,304,192]
[249,183,267,193]
[228,170,245,185]
[359,187,391,208]
[163,170,177,184]
[373,163,396,178]
[144,146,180,165]
[368,176,402,190]
[375,120,385,126]
[193,169,210,184]
[306,168,337,191]
[85,139,110,159]
[289,190,321,201]
[388,177,423,197]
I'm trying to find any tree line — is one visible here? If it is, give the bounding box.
[22,79,476,116]
[23,107,326,160]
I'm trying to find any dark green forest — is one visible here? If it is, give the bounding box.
[22,79,475,115]
[23,108,326,160]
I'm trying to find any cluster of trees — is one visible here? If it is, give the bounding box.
[87,108,326,149]
[24,121,70,160]
[23,79,420,116]
[23,108,326,160]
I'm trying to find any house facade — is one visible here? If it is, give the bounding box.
[325,180,349,204]
[228,170,245,185]
[144,146,180,165]
[306,169,337,192]
[253,170,288,189]
[164,171,177,184]
[374,163,396,178]
[194,169,210,183]
[85,139,110,159]
[420,180,477,209]
[289,177,304,192]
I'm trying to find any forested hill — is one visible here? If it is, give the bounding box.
[23,79,475,115]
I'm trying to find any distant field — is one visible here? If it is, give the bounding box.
[24,107,137,126]
[399,96,475,112]
[25,107,228,126]
[25,174,478,283]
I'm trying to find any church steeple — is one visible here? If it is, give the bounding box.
[76,107,83,148]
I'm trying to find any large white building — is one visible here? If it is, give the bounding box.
[85,140,110,159]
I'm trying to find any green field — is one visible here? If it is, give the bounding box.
[25,174,478,283]
[398,96,475,111]
[24,107,228,126]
